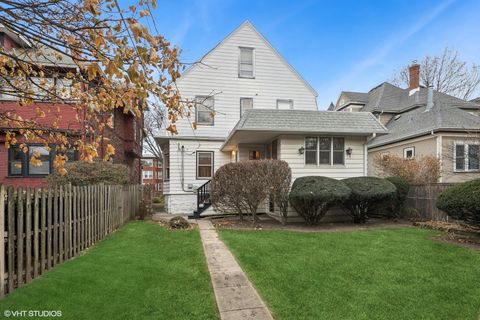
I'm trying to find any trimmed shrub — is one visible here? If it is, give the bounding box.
[437,179,480,227]
[47,161,130,186]
[343,177,397,224]
[168,216,190,229]
[211,162,250,220]
[289,176,351,225]
[212,160,291,222]
[386,176,410,217]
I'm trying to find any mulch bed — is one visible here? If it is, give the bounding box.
[413,221,480,250]
[210,215,411,233]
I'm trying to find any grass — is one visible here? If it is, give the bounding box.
[219,227,480,320]
[0,221,218,320]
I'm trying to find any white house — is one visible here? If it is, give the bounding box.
[156,21,387,218]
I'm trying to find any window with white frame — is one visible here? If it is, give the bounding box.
[277,99,294,109]
[142,170,153,179]
[403,147,415,159]
[304,137,345,165]
[195,96,214,125]
[197,151,214,179]
[239,47,254,78]
[164,153,170,181]
[305,137,318,164]
[240,98,253,116]
[455,143,480,171]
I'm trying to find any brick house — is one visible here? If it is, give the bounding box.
[0,25,143,188]
[141,155,163,195]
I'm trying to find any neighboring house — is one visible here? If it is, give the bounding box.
[156,21,387,217]
[0,26,143,187]
[333,63,480,183]
[141,155,163,195]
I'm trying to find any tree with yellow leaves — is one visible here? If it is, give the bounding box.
[0,0,184,174]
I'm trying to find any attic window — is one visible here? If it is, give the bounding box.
[239,47,254,78]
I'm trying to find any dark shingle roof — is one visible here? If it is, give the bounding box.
[339,82,480,113]
[368,101,480,148]
[341,91,370,104]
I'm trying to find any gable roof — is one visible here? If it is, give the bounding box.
[221,109,387,151]
[180,20,318,97]
[368,101,480,148]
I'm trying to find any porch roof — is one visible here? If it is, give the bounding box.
[221,109,388,151]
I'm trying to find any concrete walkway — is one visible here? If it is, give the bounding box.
[197,220,273,320]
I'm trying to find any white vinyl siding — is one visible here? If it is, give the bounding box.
[173,22,317,138]
[162,140,231,194]
[281,135,366,180]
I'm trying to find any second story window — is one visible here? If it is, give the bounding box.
[195,96,214,126]
[240,98,253,116]
[239,47,254,78]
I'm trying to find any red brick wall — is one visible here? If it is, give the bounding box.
[0,104,143,187]
[141,158,163,195]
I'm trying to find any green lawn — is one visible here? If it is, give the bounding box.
[0,221,218,320]
[219,227,480,320]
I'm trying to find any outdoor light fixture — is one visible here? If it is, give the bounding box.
[346,147,353,157]
[298,146,305,154]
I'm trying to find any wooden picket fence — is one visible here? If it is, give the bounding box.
[403,183,455,221]
[0,184,141,298]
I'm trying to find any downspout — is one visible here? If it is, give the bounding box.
[179,144,194,193]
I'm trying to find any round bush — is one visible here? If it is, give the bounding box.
[168,216,190,229]
[343,177,397,223]
[289,176,351,225]
[437,179,480,227]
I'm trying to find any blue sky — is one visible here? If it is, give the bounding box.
[138,0,480,109]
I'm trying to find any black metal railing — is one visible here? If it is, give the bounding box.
[193,180,211,218]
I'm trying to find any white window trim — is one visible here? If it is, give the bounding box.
[453,141,480,172]
[403,147,415,159]
[164,153,170,181]
[195,95,214,126]
[238,47,255,79]
[304,136,345,166]
[240,97,253,117]
[276,99,294,109]
[196,151,214,179]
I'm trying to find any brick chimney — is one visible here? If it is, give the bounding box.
[409,61,420,91]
